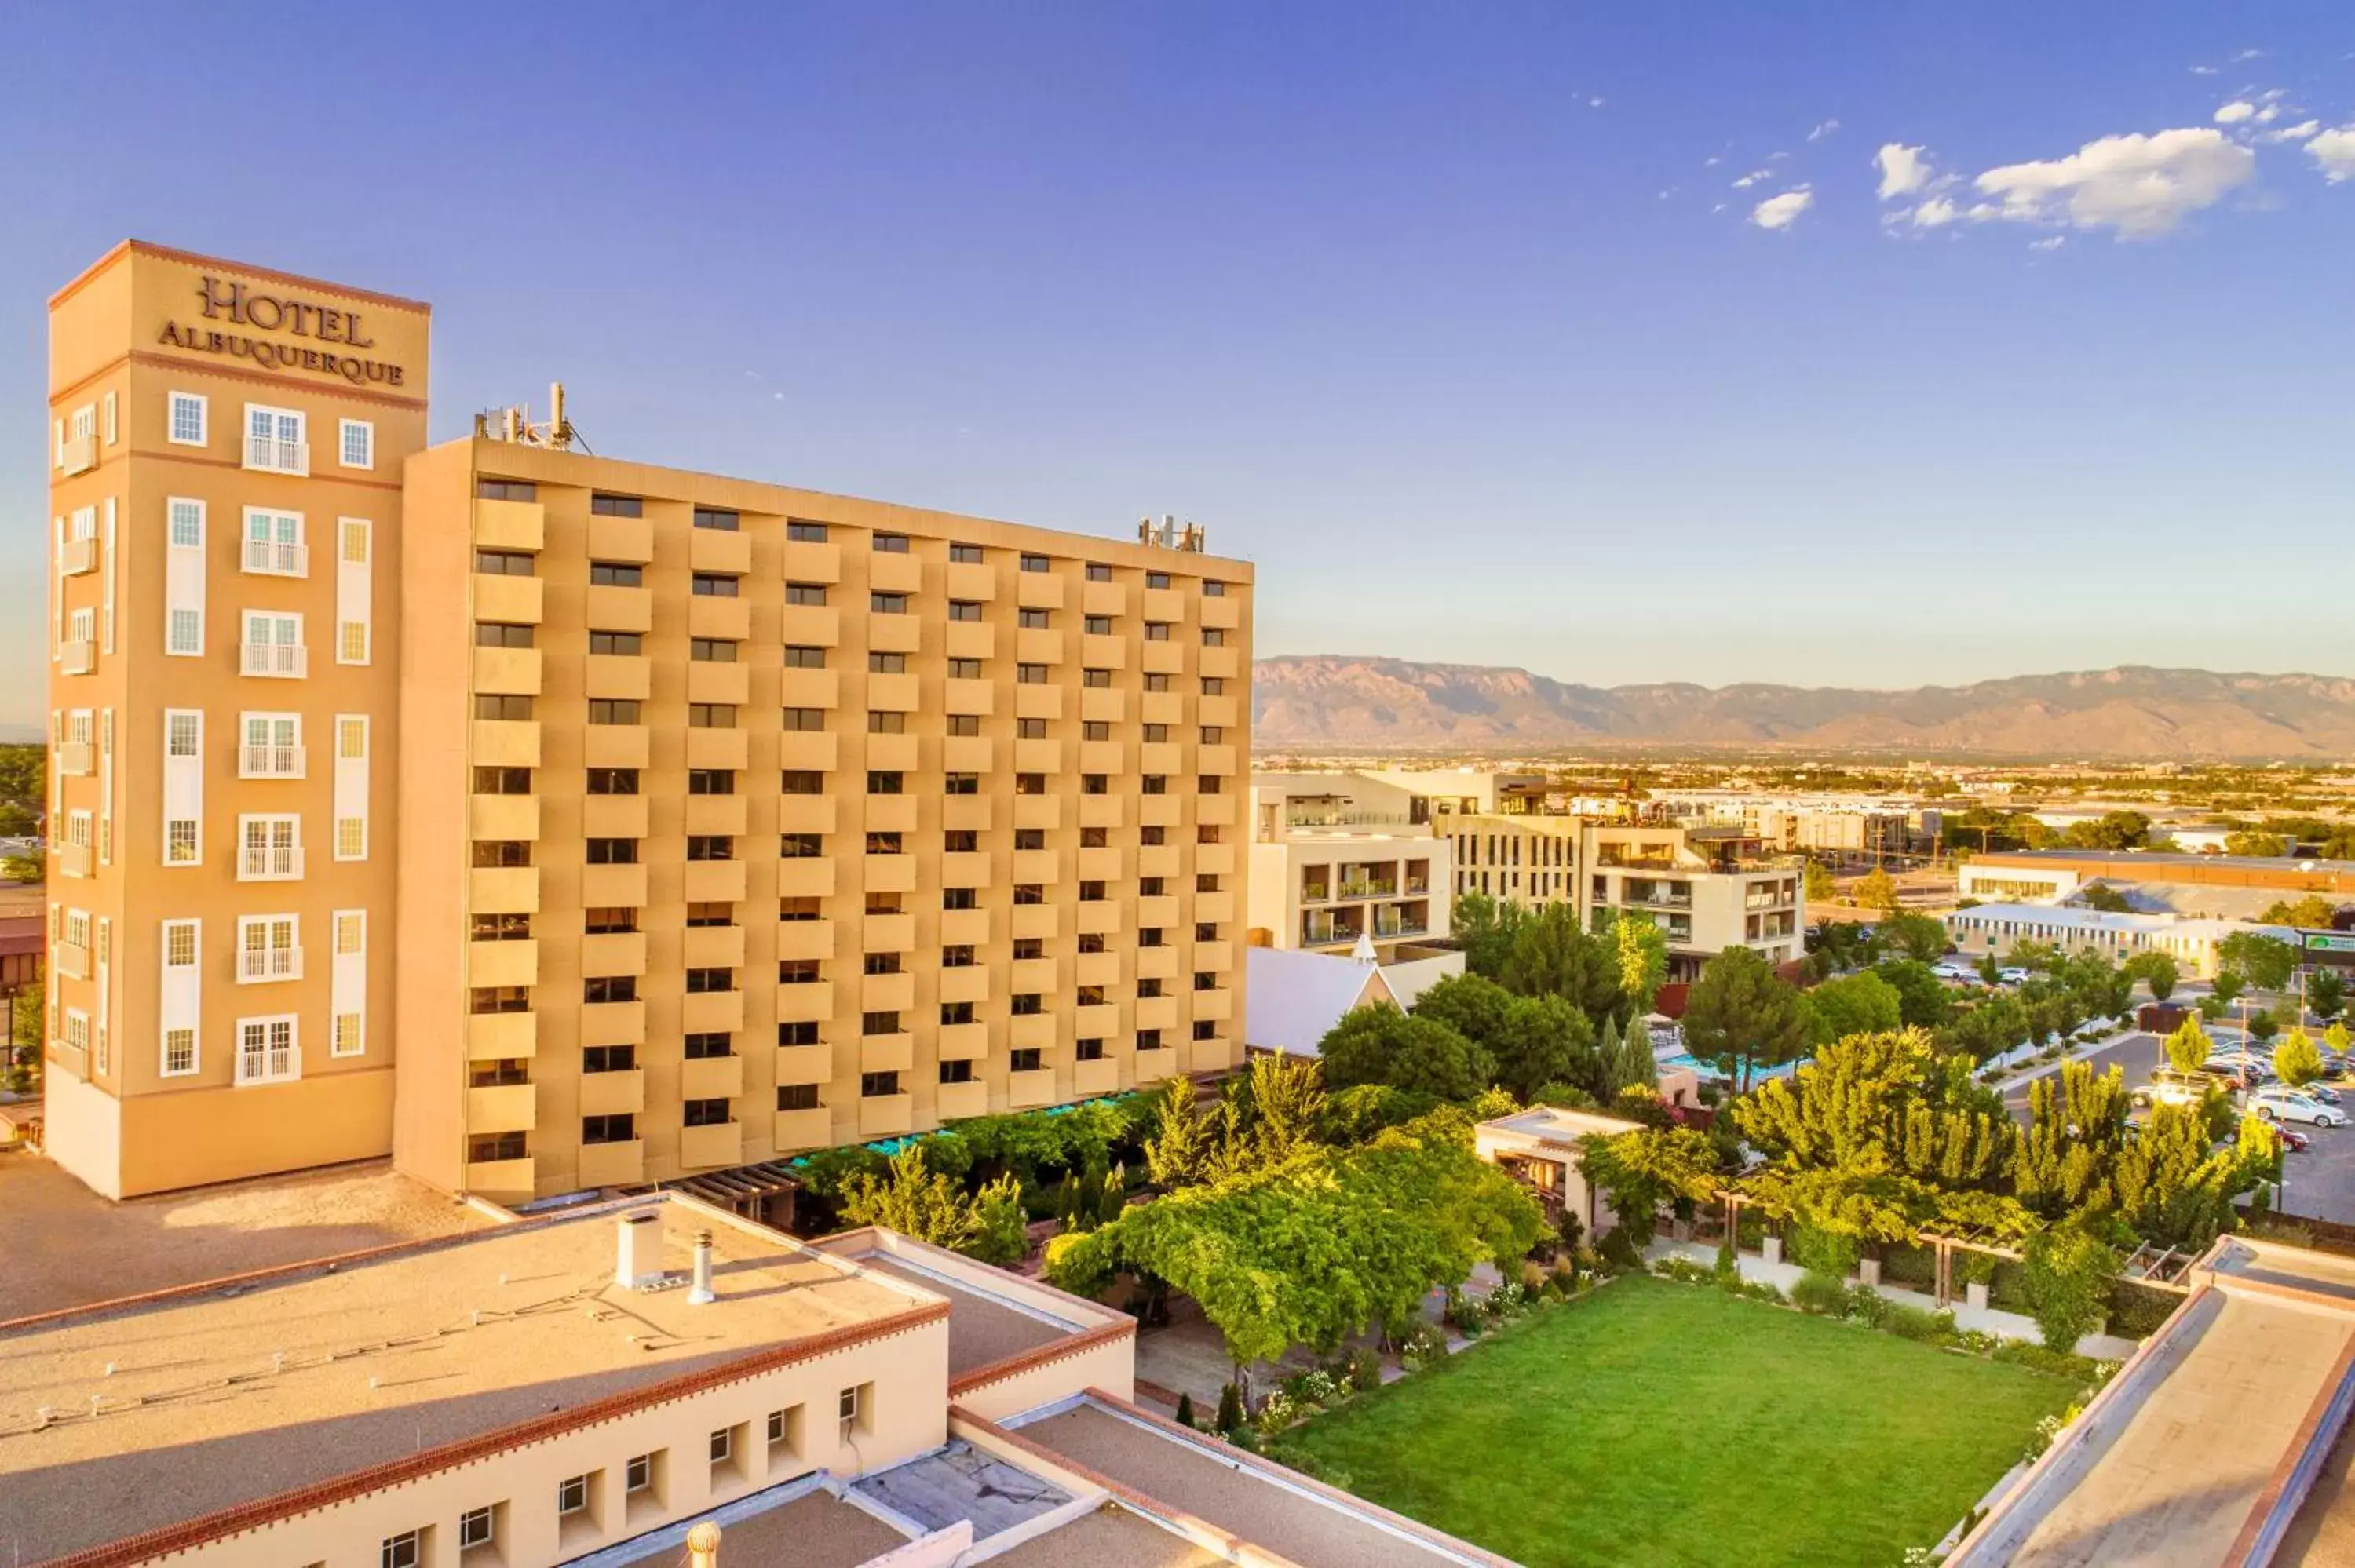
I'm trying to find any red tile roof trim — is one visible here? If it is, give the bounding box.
[946,1317,1134,1398]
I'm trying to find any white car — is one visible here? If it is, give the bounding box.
[2249,1088,2345,1127]
[1998,967,2031,985]
[1931,961,1976,982]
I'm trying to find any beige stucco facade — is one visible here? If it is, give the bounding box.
[1245,774,1448,961]
[43,242,1252,1203]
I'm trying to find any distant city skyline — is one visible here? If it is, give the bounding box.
[7,2,2354,727]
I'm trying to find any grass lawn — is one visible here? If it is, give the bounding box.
[1273,1275,2082,1568]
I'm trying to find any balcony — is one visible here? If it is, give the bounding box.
[242,538,308,578]
[58,432,99,476]
[56,742,94,778]
[682,923,746,969]
[57,640,95,676]
[464,1157,535,1199]
[473,646,542,695]
[775,1105,833,1152]
[687,595,750,641]
[240,641,308,679]
[681,1053,746,1101]
[1134,1046,1181,1084]
[245,434,309,475]
[470,794,540,841]
[858,1094,915,1140]
[775,919,834,964]
[1192,988,1234,1023]
[689,527,752,575]
[583,724,650,770]
[683,859,747,905]
[860,1029,915,1074]
[468,938,539,989]
[687,659,750,707]
[1010,1012,1056,1052]
[1371,908,1429,940]
[1008,1069,1058,1109]
[475,498,546,552]
[240,743,305,780]
[239,844,304,881]
[469,866,540,915]
[238,945,303,983]
[681,1121,743,1170]
[1075,1058,1119,1099]
[580,999,647,1048]
[938,1021,989,1060]
[580,862,648,909]
[1335,879,1398,902]
[579,930,648,977]
[57,537,96,577]
[578,1139,644,1188]
[937,1080,989,1121]
[468,1082,538,1132]
[581,1067,647,1118]
[473,718,541,768]
[50,940,90,981]
[940,908,990,947]
[681,988,745,1035]
[467,1012,537,1060]
[776,981,836,1024]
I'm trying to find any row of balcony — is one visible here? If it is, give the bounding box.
[475,929,1228,983]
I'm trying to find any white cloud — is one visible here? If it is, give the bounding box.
[2230,47,2266,63]
[1587,95,1605,109]
[2260,119,2320,144]
[1808,119,1841,142]
[1875,143,1933,199]
[1711,202,1728,213]
[2029,235,2066,250]
[1909,197,1959,228]
[1731,168,1774,188]
[2311,127,2355,182]
[2190,64,2219,75]
[1973,127,2256,238]
[1750,188,1814,230]
[2214,100,2257,124]
[1704,155,1722,167]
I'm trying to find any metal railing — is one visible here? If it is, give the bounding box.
[242,538,309,577]
[239,946,303,983]
[240,744,305,779]
[239,844,305,881]
[245,436,309,476]
[240,641,309,678]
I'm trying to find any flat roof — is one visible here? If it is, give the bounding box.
[1479,1105,1649,1151]
[1976,848,2355,874]
[822,1248,1086,1377]
[1945,902,2286,938]
[986,1504,1229,1566]
[0,1197,935,1563]
[586,1486,911,1568]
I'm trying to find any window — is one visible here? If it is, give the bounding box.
[940,1059,974,1084]
[779,959,822,985]
[162,1026,197,1077]
[586,767,640,795]
[779,1020,820,1047]
[947,714,980,737]
[475,549,534,576]
[1020,553,1050,574]
[685,1098,732,1127]
[868,711,905,735]
[245,403,307,473]
[1014,773,1045,795]
[788,520,828,542]
[585,976,640,1008]
[778,1083,820,1110]
[1017,663,1047,684]
[557,1474,591,1515]
[1140,927,1166,947]
[863,1010,901,1036]
[1012,938,1044,961]
[1137,977,1163,997]
[688,703,736,730]
[477,480,537,501]
[785,644,827,668]
[1081,668,1112,689]
[947,600,983,622]
[585,1044,636,1073]
[1015,828,1046,851]
[786,582,828,605]
[1143,622,1171,642]
[1204,579,1228,596]
[943,944,977,967]
[475,622,534,648]
[690,637,738,662]
[1200,725,1225,743]
[1017,718,1048,740]
[457,1506,494,1552]
[1077,1038,1106,1062]
[235,1015,299,1084]
[239,814,301,880]
[585,838,638,865]
[382,1531,422,1568]
[693,506,739,532]
[688,768,736,796]
[685,1030,733,1059]
[870,592,908,613]
[686,836,735,862]
[1082,773,1108,794]
[1145,673,1170,693]
[1201,676,1226,695]
[472,911,531,941]
[950,542,984,563]
[864,951,904,975]
[782,707,827,731]
[780,833,825,861]
[589,630,643,655]
[1203,628,1228,647]
[1013,885,1045,906]
[476,694,534,721]
[1147,570,1171,589]
[947,659,983,682]
[168,392,207,447]
[1085,562,1112,582]
[1138,1028,1164,1052]
[688,902,735,928]
[861,1070,901,1096]
[1011,1048,1043,1072]
[338,419,374,470]
[588,698,641,725]
[1018,608,1051,629]
[691,572,739,597]
[586,907,638,934]
[1084,616,1112,636]
[839,1384,866,1442]
[590,561,643,586]
[943,887,977,910]
[867,771,904,795]
[873,531,909,553]
[472,986,530,1015]
[591,493,644,516]
[866,832,904,855]
[584,1114,637,1144]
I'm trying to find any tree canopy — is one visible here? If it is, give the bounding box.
[1802,971,1904,1046]
[1683,946,1813,1093]
[1320,1005,1492,1101]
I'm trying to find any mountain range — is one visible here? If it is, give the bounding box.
[1251,659,2355,759]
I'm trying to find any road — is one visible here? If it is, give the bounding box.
[1998,1032,2355,1227]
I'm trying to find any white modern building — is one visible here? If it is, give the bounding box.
[1247,773,1451,961]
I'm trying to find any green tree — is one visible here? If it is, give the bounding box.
[1413,972,1595,1099]
[1499,903,1625,1022]
[0,746,43,811]
[1802,971,1904,1046]
[1875,959,1954,1029]
[2163,1016,2213,1076]
[2079,883,2135,913]
[1319,1006,1490,1101]
[1578,1125,1721,1247]
[1448,892,1528,979]
[1876,911,1952,965]
[2061,811,2150,851]
[969,1174,1032,1265]
[2012,1063,2132,1220]
[2123,950,2179,1002]
[1143,1075,1216,1189]
[1682,946,1814,1093]
[2225,830,2291,858]
[1856,867,1900,913]
[2212,970,2245,1005]
[1977,951,2004,986]
[1737,1028,2014,1192]
[1804,860,1835,903]
[2311,970,2347,1024]
[2218,932,2298,993]
[2274,1029,2324,1088]
[1,855,41,886]
[2022,1223,2120,1352]
[2258,895,2338,928]
[842,1147,991,1254]
[1610,910,1670,1015]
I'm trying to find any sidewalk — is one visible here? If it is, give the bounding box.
[1981,1024,2139,1094]
[1646,1238,2140,1361]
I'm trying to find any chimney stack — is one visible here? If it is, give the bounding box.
[686,1522,722,1567]
[615,1211,663,1290]
[688,1231,717,1305]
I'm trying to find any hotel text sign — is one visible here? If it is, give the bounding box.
[156,277,407,387]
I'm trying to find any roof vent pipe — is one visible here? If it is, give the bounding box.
[615,1211,663,1290]
[689,1231,717,1305]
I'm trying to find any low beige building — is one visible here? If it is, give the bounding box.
[1473,1103,1652,1238]
[1247,773,1449,961]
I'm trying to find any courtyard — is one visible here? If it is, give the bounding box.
[1273,1274,2083,1568]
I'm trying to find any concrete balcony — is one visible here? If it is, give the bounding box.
[938,1021,988,1060]
[237,944,303,983]
[1075,950,1121,989]
[585,653,650,701]
[1013,684,1062,722]
[1192,989,1235,1023]
[468,1082,538,1132]
[687,660,750,706]
[866,734,919,772]
[1138,795,1181,828]
[473,719,542,768]
[1079,635,1125,671]
[680,1121,743,1169]
[468,1012,537,1060]
[860,1032,915,1074]
[1007,849,1055,888]
[238,641,306,679]
[864,854,916,895]
[1197,793,1237,827]
[943,796,992,833]
[864,913,915,953]
[1075,1059,1119,1098]
[464,1157,535,1201]
[774,1107,833,1152]
[56,741,94,777]
[468,938,539,989]
[940,908,991,946]
[682,859,747,905]
[1200,646,1240,679]
[781,538,841,584]
[776,857,835,899]
[1137,845,1179,878]
[1141,641,1185,676]
[470,794,540,842]
[1137,895,1178,929]
[1196,892,1235,924]
[689,527,753,575]
[473,574,542,625]
[1140,691,1184,726]
[1008,1069,1057,1109]
[575,1069,641,1116]
[579,1140,644,1187]
[1195,940,1234,973]
[1201,594,1241,629]
[778,731,839,771]
[1010,903,1057,943]
[1075,900,1122,936]
[1078,740,1126,775]
[57,536,97,577]
[1014,572,1064,611]
[776,1045,830,1085]
[681,988,745,1035]
[869,549,922,594]
[581,794,648,839]
[775,981,836,1023]
[58,431,100,476]
[586,512,653,563]
[1012,738,1062,775]
[1198,842,1236,877]
[580,999,646,1048]
[1134,1047,1181,1084]
[937,1081,989,1121]
[1010,1012,1057,1052]
[944,622,994,661]
[858,1094,915,1139]
[584,584,652,634]
[1010,957,1057,994]
[581,862,648,908]
[50,940,90,981]
[1200,694,1240,727]
[1134,996,1178,1033]
[941,738,992,776]
[1015,629,1063,667]
[779,604,839,647]
[474,498,545,552]
[580,931,648,977]
[685,794,748,837]
[1136,946,1178,980]
[687,595,750,641]
[681,1053,746,1101]
[1013,796,1061,834]
[583,725,650,769]
[682,924,746,969]
[1199,745,1238,775]
[867,613,921,657]
[1080,580,1125,617]
[865,795,918,836]
[940,851,989,889]
[775,919,834,963]
[861,972,915,1014]
[1079,796,1124,830]
[945,560,995,601]
[1074,1003,1120,1040]
[473,646,542,695]
[685,727,749,771]
[1079,688,1126,724]
[940,967,990,1006]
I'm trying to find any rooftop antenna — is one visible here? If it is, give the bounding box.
[476,381,587,451]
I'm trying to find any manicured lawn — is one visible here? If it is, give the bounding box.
[1274,1275,2080,1568]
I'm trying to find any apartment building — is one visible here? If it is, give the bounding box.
[398,443,1251,1202]
[1246,772,1450,961]
[42,241,1251,1203]
[1578,824,1803,976]
[42,242,429,1198]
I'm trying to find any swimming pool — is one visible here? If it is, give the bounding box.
[1656,1050,1806,1084]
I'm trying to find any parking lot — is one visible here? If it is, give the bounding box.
[2000,1032,2355,1227]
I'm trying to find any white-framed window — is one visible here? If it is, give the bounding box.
[169,608,203,655]
[337,517,372,665]
[240,712,303,779]
[838,1384,863,1442]
[103,391,118,446]
[457,1507,494,1552]
[557,1475,590,1517]
[162,1026,198,1077]
[341,517,371,565]
[166,710,201,757]
[169,497,205,548]
[234,1014,300,1085]
[339,418,374,470]
[625,1454,654,1493]
[238,814,302,881]
[166,498,206,657]
[168,392,208,447]
[244,403,308,475]
[69,606,96,647]
[380,1530,421,1568]
[242,507,305,577]
[334,715,371,861]
[166,820,199,864]
[63,1007,91,1060]
[332,909,367,1057]
[240,611,306,679]
[236,914,300,983]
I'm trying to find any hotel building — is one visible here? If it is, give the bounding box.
[43,242,1251,1202]
[1245,772,1450,961]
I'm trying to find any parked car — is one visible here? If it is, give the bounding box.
[2207,1050,2276,1081]
[2130,1074,2211,1110]
[2248,1087,2346,1127]
[1998,967,2031,984]
[1931,961,1976,982]
[2302,1081,2343,1107]
[2275,1124,2313,1154]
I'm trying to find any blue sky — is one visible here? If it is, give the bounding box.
[5,2,2353,727]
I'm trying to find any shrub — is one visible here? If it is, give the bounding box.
[1287,1368,1338,1407]
[1882,1304,1959,1344]
[1596,1226,1645,1274]
[1485,1281,1527,1319]
[1254,1390,1300,1435]
[2024,1224,2119,1353]
[1791,1271,1850,1315]
[1879,1243,1936,1289]
[1174,1392,1196,1429]
[1787,1226,1858,1281]
[1215,1382,1244,1435]
[1955,1250,1999,1289]
[2107,1279,2182,1339]
[1652,1256,1718,1286]
[1956,1329,2001,1357]
[1714,1238,1739,1280]
[1991,1338,2099,1380]
[1736,1278,1787,1305]
[1843,1285,1891,1327]
[1398,1320,1450,1366]
[1346,1346,1383,1393]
